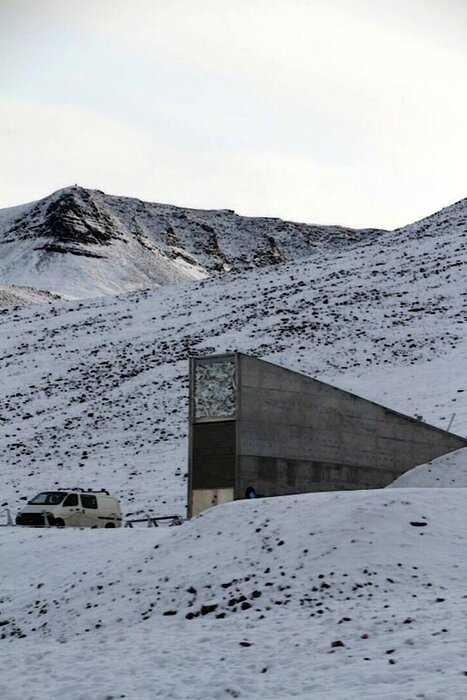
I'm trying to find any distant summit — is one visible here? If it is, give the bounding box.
[1,186,467,301]
[0,186,385,299]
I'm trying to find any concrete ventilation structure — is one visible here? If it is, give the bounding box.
[187,353,467,517]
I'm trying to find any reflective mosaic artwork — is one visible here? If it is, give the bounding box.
[194,358,236,419]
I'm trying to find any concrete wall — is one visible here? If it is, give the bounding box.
[235,354,467,498]
[188,353,467,516]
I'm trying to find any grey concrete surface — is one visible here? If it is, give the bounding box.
[188,353,467,515]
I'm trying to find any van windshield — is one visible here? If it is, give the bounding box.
[28,492,66,505]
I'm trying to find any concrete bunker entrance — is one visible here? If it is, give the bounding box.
[189,354,238,517]
[187,353,467,518]
[191,420,235,516]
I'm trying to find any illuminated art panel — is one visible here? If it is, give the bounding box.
[194,357,236,420]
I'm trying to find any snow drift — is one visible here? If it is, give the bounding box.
[389,446,467,488]
[2,488,467,698]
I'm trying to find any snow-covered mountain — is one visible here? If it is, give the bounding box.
[0,185,385,298]
[2,188,467,698]
[1,189,467,517]
[2,186,467,302]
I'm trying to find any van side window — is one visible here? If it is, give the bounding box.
[81,494,98,509]
[63,493,78,507]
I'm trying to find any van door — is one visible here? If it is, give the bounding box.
[79,494,99,527]
[61,493,81,526]
[99,496,118,527]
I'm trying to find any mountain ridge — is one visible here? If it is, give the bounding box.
[2,185,467,301]
[0,185,387,299]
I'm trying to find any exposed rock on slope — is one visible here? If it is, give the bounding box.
[0,284,61,308]
[0,185,385,298]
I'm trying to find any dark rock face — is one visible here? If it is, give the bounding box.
[39,190,117,245]
[253,235,288,267]
[33,244,107,259]
[8,187,119,247]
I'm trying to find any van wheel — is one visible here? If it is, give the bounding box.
[105,522,116,528]
[55,518,65,528]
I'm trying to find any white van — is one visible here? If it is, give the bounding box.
[15,489,122,528]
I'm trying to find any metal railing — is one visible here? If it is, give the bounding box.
[124,514,183,528]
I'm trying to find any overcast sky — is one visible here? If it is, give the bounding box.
[1,0,466,228]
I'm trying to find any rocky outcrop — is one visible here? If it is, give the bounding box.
[5,187,120,246]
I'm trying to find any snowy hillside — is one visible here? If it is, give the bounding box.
[2,488,467,699]
[0,185,385,298]
[1,191,467,519]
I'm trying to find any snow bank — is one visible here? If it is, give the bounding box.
[389,446,467,488]
[2,489,467,698]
